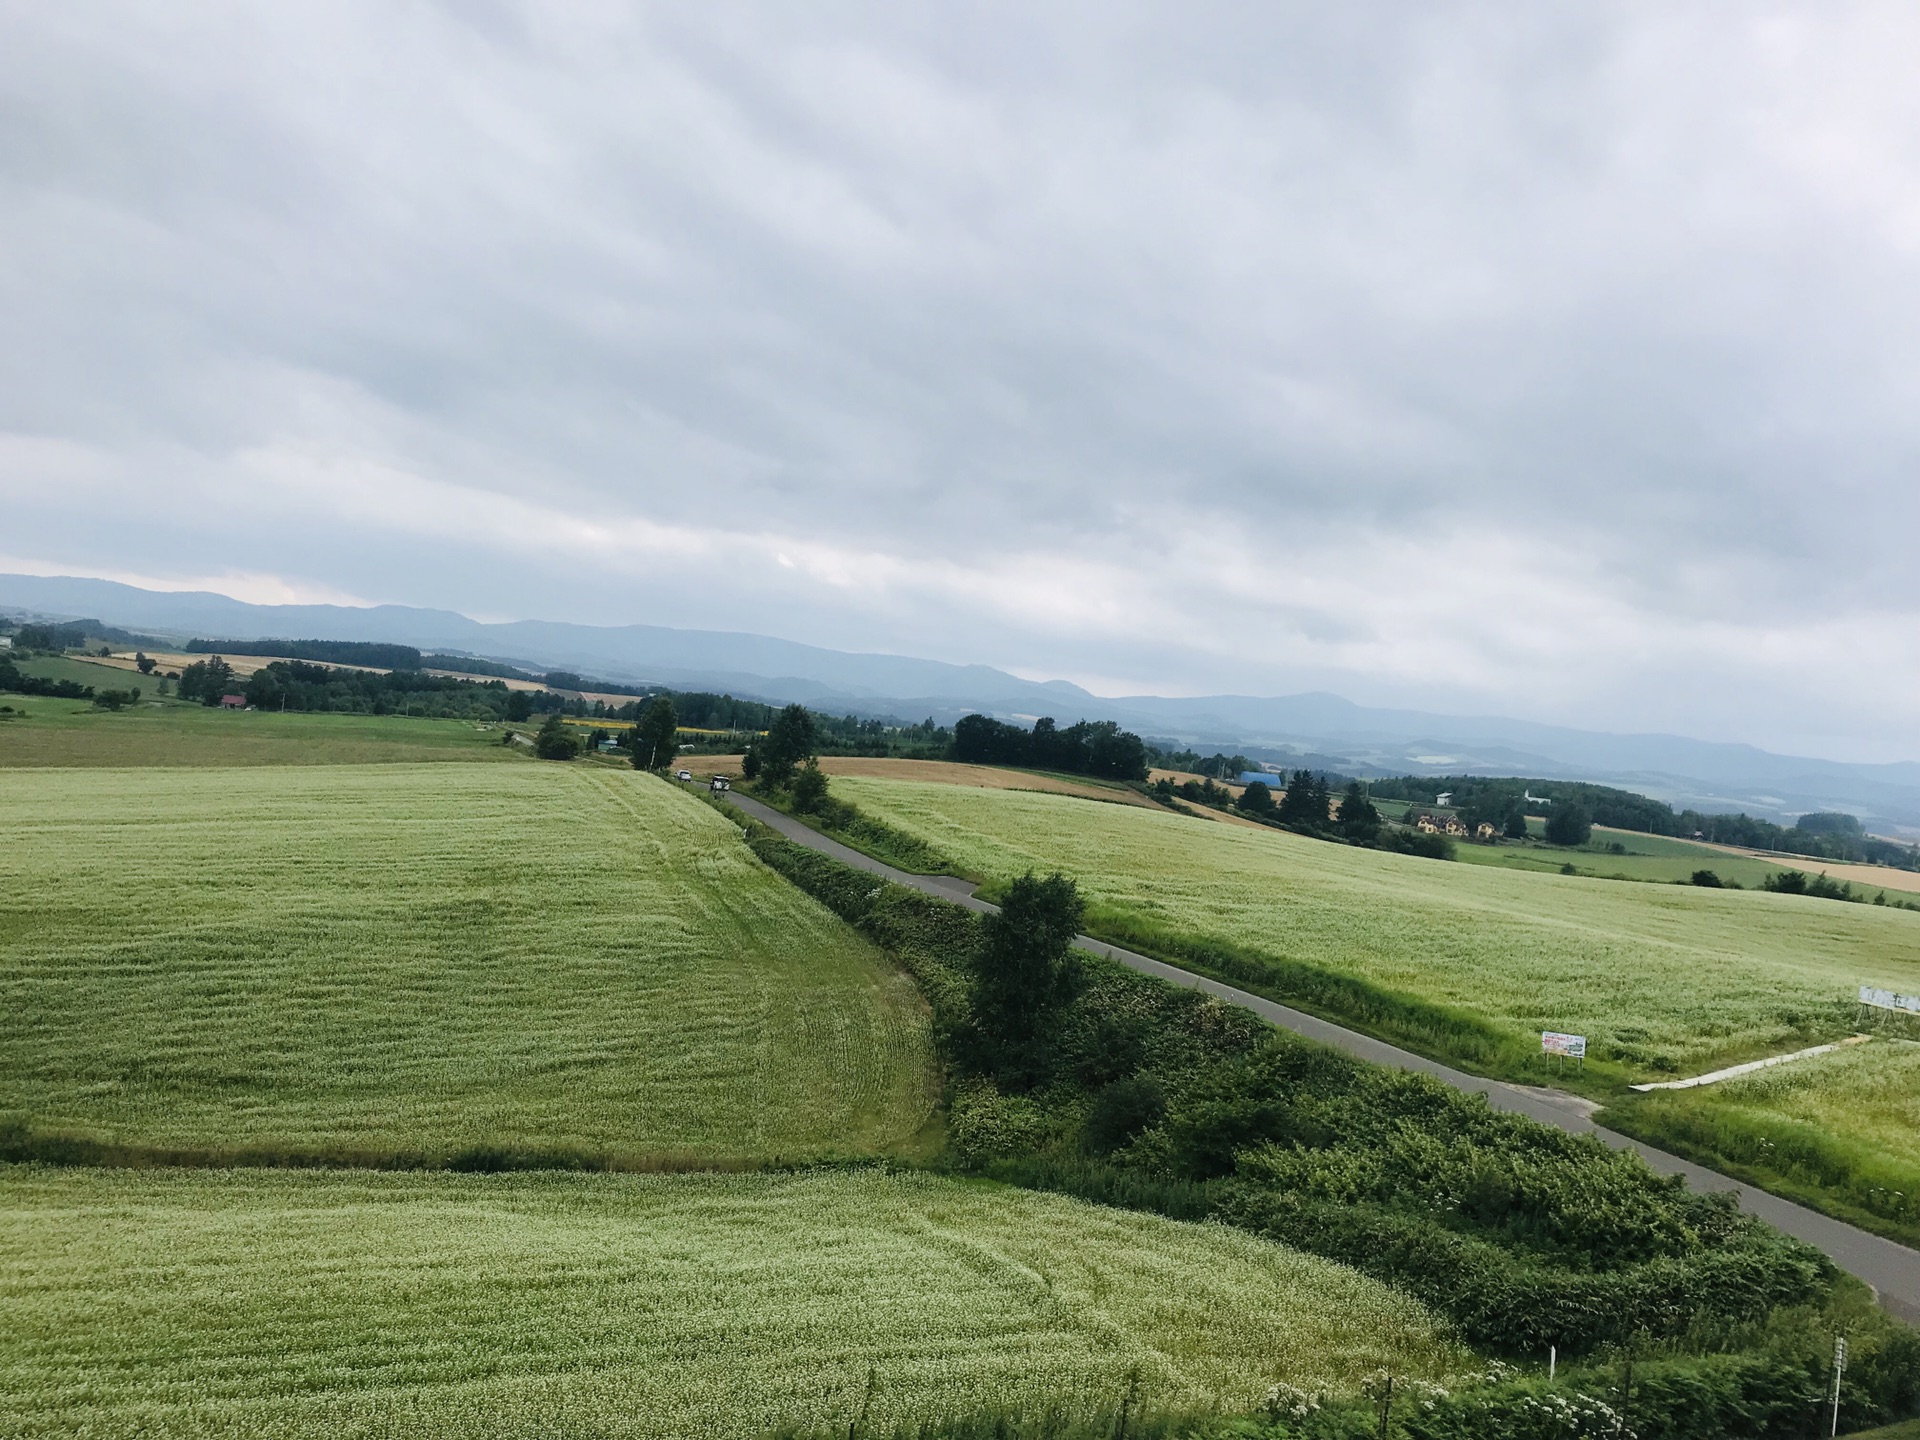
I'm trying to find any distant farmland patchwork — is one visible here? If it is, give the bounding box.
[833,776,1920,1075]
[0,764,935,1162]
[0,1166,1464,1439]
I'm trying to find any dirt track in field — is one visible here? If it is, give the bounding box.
[682,755,1285,830]
[682,754,1161,806]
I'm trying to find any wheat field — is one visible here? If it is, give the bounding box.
[832,776,1920,1073]
[0,764,935,1161]
[0,1165,1464,1439]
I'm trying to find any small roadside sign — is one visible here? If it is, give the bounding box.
[1859,985,1920,1015]
[1541,1031,1587,1058]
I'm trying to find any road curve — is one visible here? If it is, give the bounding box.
[719,788,1920,1324]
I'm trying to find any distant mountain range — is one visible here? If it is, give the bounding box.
[8,571,1919,834]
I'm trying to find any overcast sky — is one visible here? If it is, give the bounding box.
[4,3,1918,760]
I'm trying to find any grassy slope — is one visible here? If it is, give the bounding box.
[835,776,1920,1077]
[834,776,1920,1241]
[1611,1038,1920,1242]
[0,1165,1463,1439]
[0,764,935,1162]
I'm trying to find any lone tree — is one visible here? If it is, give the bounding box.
[754,703,817,787]
[1335,780,1380,839]
[1545,801,1593,847]
[134,652,156,675]
[533,713,579,761]
[1503,806,1529,840]
[632,696,678,771]
[971,871,1084,1088]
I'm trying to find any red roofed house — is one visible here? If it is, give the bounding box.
[219,694,246,709]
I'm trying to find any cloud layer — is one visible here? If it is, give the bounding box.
[4,3,1918,758]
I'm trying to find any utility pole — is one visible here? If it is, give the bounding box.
[1831,1335,1847,1438]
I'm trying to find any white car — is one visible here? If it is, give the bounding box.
[676,769,693,782]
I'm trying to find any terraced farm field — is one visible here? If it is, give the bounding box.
[0,764,934,1161]
[0,1165,1463,1439]
[832,777,1920,1077]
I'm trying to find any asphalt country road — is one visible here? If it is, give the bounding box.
[718,787,1920,1324]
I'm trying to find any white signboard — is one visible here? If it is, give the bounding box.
[1860,985,1920,1015]
[1541,1031,1587,1058]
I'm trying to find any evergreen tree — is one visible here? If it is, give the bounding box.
[1236,781,1277,817]
[790,757,830,812]
[1336,780,1380,838]
[971,872,1084,1089]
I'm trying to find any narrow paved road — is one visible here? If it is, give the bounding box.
[720,788,1920,1323]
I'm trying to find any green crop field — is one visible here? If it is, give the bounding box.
[0,675,518,769]
[0,764,934,1162]
[1615,1038,1920,1241]
[831,777,1920,1078]
[1452,824,1794,889]
[0,1165,1462,1439]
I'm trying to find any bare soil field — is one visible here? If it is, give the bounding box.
[1693,840,1920,896]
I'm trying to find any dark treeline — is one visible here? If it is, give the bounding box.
[187,638,428,669]
[5,617,160,651]
[181,657,515,716]
[169,653,950,761]
[950,714,1149,780]
[1371,775,1920,870]
[0,657,93,699]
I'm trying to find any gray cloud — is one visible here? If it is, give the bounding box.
[4,2,1920,758]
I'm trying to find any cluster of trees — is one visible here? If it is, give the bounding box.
[1150,774,1237,810]
[950,714,1149,780]
[91,686,142,710]
[183,657,523,718]
[1218,770,1455,860]
[742,705,819,785]
[1760,868,1919,910]
[1145,745,1257,779]
[1374,775,1918,869]
[0,658,93,699]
